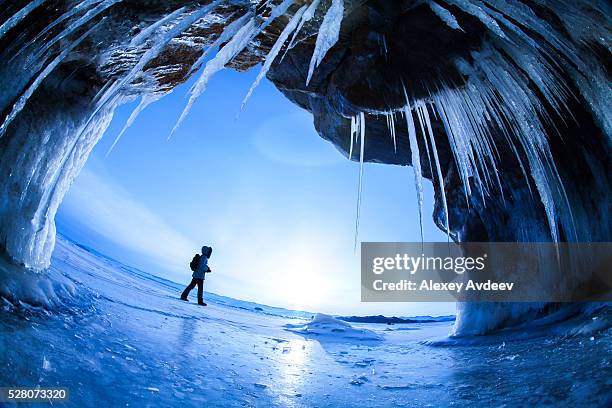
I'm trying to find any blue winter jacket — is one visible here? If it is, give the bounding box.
[192,256,209,279]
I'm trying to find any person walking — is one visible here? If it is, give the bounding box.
[181,246,212,306]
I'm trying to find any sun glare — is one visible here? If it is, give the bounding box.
[277,253,329,311]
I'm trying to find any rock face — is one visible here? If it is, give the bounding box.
[0,0,609,334]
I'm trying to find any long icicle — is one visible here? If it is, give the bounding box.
[418,102,450,242]
[106,94,162,155]
[130,6,188,47]
[306,0,344,85]
[171,0,295,137]
[186,11,252,77]
[9,0,104,64]
[0,21,102,138]
[0,0,49,39]
[28,0,123,67]
[280,0,321,62]
[354,112,365,251]
[349,115,356,159]
[240,4,308,112]
[405,103,425,243]
[170,17,257,138]
[85,0,225,141]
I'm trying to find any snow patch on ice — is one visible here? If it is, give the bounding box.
[285,313,382,342]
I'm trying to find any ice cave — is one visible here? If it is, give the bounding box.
[0,1,610,406]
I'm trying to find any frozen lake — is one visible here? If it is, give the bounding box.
[1,238,610,407]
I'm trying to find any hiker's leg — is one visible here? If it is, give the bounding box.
[181,278,197,299]
[197,279,204,303]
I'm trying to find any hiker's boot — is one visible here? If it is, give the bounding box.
[198,298,207,306]
[180,295,188,301]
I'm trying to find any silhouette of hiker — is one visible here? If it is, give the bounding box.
[181,246,212,306]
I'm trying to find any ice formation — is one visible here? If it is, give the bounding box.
[282,0,322,60]
[305,0,344,85]
[0,0,610,335]
[0,0,47,39]
[404,99,425,243]
[172,0,295,135]
[428,1,463,31]
[285,313,382,341]
[354,112,366,250]
[241,3,308,111]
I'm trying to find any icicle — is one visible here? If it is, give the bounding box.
[33,90,122,231]
[171,18,257,137]
[106,94,161,155]
[281,0,321,61]
[240,4,308,112]
[187,12,252,76]
[430,91,472,200]
[349,115,356,159]
[378,34,388,59]
[171,0,295,137]
[59,0,223,142]
[0,0,48,40]
[443,0,506,38]
[417,102,450,241]
[386,111,397,153]
[469,44,567,241]
[43,0,227,198]
[354,112,365,251]
[130,6,187,46]
[85,0,224,126]
[414,102,434,181]
[12,0,104,63]
[381,34,388,58]
[306,0,344,85]
[28,0,123,66]
[404,103,425,243]
[428,1,464,31]
[0,22,102,138]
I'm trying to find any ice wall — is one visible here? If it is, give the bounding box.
[0,71,114,270]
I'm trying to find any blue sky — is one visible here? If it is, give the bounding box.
[56,66,453,317]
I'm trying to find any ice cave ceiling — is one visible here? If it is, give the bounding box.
[0,0,610,333]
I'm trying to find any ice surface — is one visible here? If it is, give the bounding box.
[0,237,610,407]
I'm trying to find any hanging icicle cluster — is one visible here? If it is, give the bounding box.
[349,0,609,243]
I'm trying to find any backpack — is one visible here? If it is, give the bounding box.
[190,253,201,271]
